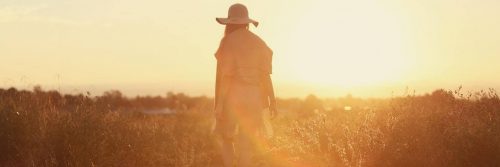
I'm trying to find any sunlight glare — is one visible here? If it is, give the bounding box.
[282,0,412,88]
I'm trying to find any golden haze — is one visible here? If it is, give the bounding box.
[1,0,499,97]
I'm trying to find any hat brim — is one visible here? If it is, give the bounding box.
[216,18,259,27]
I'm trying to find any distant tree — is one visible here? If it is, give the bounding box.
[298,94,323,117]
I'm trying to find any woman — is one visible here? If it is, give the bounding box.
[214,3,277,167]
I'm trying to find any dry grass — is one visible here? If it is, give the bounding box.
[1,87,499,167]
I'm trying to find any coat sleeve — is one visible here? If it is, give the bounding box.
[214,37,234,112]
[263,44,273,74]
[214,38,224,110]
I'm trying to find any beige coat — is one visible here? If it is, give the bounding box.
[214,29,273,114]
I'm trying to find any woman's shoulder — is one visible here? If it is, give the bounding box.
[227,30,270,48]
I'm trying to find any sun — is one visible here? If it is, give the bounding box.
[280,1,412,88]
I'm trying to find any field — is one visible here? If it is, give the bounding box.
[1,86,499,167]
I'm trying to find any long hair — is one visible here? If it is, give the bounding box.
[224,24,249,36]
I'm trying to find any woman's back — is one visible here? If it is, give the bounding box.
[216,28,273,77]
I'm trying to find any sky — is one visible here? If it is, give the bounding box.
[1,0,499,98]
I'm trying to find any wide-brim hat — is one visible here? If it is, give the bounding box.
[216,3,259,27]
